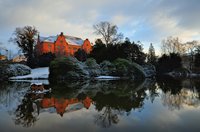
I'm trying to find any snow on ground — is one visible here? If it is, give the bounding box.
[95,76,120,80]
[9,67,120,81]
[9,67,49,80]
[9,79,49,85]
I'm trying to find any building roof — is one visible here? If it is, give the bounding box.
[65,35,84,46]
[39,35,84,46]
[39,36,57,43]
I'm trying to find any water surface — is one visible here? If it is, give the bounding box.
[1,77,200,132]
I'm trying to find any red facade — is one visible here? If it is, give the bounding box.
[35,32,92,57]
[40,97,92,116]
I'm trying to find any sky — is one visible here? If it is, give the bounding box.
[0,0,200,56]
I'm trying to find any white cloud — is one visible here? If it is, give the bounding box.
[0,0,200,54]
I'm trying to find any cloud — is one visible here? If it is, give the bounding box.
[0,0,200,55]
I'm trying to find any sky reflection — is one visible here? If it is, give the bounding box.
[0,79,200,132]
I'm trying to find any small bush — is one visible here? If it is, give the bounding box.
[100,60,116,75]
[113,58,131,76]
[85,58,101,77]
[49,56,89,82]
[112,58,145,80]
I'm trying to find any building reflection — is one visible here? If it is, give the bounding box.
[14,92,92,127]
[12,78,200,128]
[38,96,92,116]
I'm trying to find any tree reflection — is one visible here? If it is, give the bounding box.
[95,106,119,128]
[193,79,200,99]
[11,79,156,128]
[157,76,182,95]
[93,87,147,128]
[147,79,159,103]
[157,76,200,110]
[14,93,38,127]
[162,88,200,110]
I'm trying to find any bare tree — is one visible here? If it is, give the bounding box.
[161,36,186,55]
[93,21,123,45]
[184,40,199,70]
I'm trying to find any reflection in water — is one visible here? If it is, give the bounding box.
[157,76,183,95]
[14,91,93,127]
[1,78,200,131]
[14,93,38,127]
[94,106,119,128]
[157,76,200,110]
[0,82,30,112]
[162,88,200,110]
[39,96,92,116]
[11,80,152,127]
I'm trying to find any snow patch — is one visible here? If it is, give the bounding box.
[9,79,49,85]
[65,35,84,45]
[9,67,49,80]
[95,76,120,80]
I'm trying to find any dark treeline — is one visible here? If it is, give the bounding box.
[156,53,182,75]
[88,38,146,64]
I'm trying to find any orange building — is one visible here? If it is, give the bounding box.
[35,32,92,57]
[0,55,7,60]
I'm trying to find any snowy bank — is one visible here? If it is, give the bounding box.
[9,79,49,85]
[0,63,31,81]
[9,67,49,80]
[95,76,120,80]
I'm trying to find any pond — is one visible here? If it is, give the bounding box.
[1,77,200,132]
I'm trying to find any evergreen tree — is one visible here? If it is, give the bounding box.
[89,38,146,64]
[147,43,156,64]
[37,52,56,67]
[157,53,182,74]
[89,39,107,63]
[74,49,88,62]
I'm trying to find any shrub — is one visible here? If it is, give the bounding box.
[113,58,131,76]
[112,58,145,80]
[49,57,89,82]
[100,60,116,75]
[85,58,101,77]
